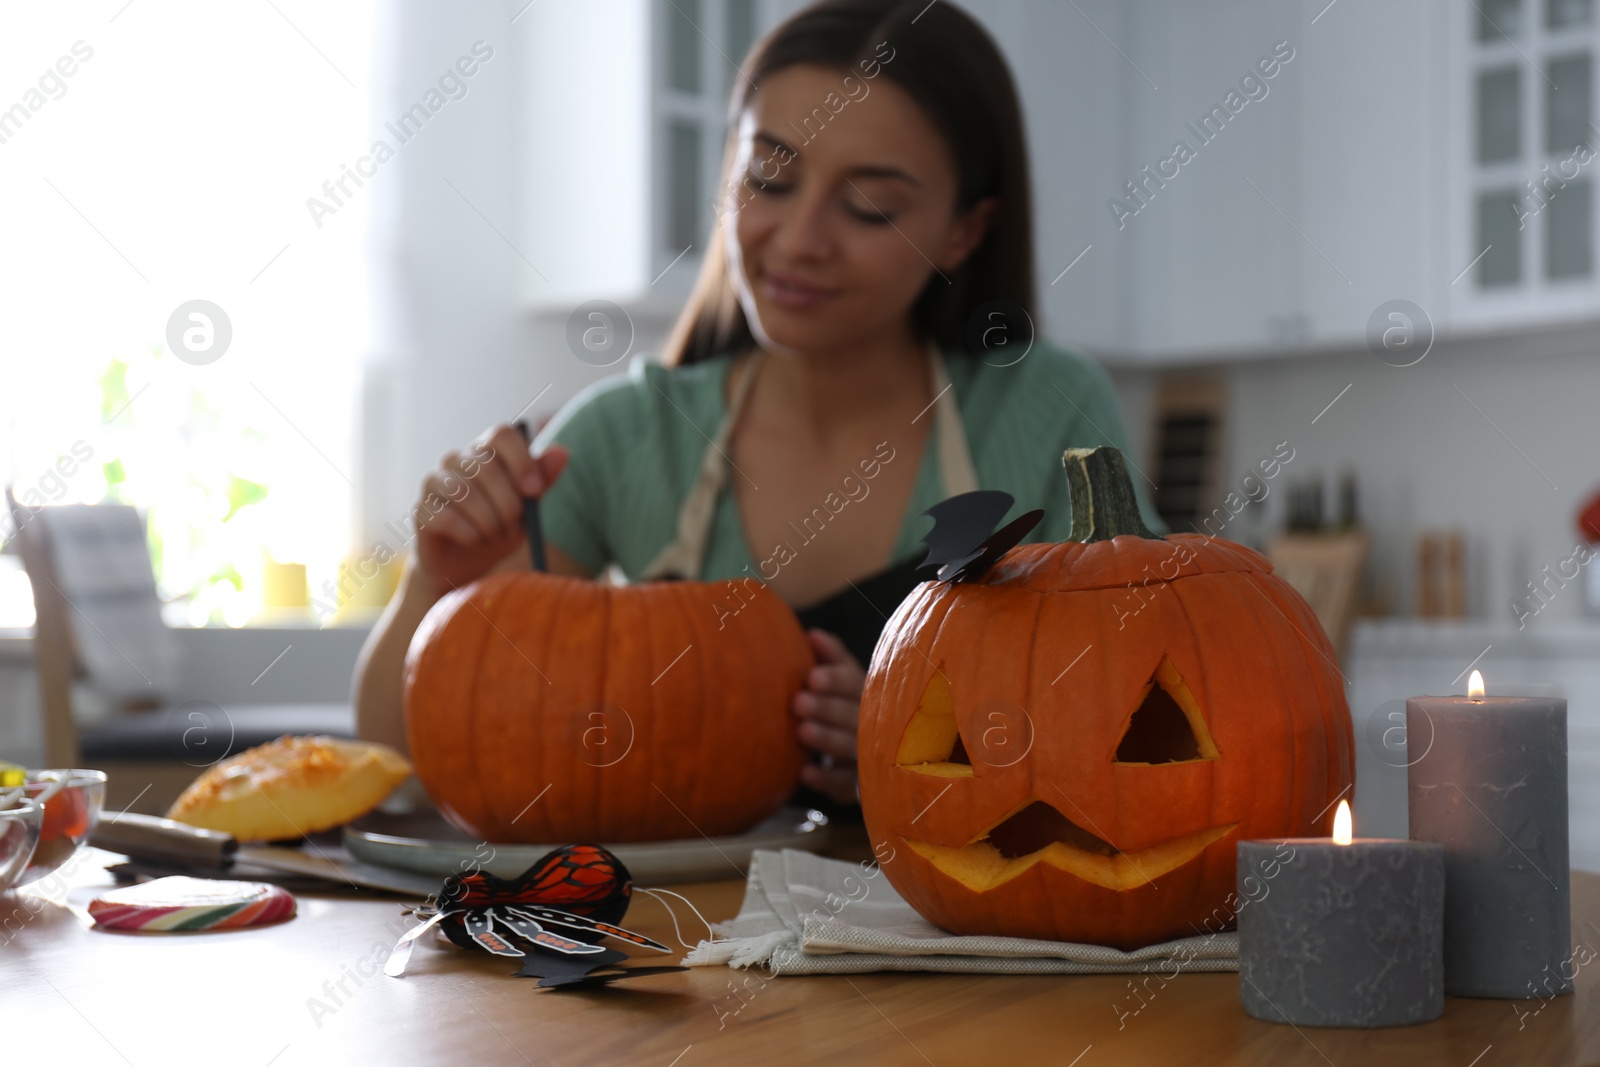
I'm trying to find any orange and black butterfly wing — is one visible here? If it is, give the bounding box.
[439,845,633,931]
[516,844,633,923]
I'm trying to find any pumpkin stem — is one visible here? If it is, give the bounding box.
[1062,446,1161,542]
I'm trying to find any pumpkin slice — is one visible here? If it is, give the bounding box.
[166,735,412,842]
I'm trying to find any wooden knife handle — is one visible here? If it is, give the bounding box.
[89,811,239,870]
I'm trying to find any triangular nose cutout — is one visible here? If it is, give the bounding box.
[1114,657,1219,764]
[985,801,1119,859]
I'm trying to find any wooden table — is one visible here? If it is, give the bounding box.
[9,848,1599,1066]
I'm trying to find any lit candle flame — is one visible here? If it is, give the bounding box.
[1468,670,1485,700]
[1333,800,1353,845]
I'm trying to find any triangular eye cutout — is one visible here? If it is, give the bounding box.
[1114,657,1220,765]
[896,673,976,777]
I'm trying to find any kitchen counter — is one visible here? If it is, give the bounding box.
[1351,617,1600,659]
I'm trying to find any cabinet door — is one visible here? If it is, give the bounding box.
[1118,1,1302,360]
[961,0,1137,353]
[1295,0,1444,349]
[518,0,653,309]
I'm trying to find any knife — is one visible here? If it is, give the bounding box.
[90,811,441,898]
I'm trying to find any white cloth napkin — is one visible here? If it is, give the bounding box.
[684,848,1239,976]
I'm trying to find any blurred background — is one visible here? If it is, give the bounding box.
[1,0,1597,858]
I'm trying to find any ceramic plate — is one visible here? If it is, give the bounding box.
[343,806,830,885]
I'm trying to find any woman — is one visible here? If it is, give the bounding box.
[354,0,1163,811]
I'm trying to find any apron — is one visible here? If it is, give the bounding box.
[640,340,980,670]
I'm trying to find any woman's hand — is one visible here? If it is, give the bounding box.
[413,424,568,599]
[792,628,865,806]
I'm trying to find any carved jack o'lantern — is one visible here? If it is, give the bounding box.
[858,448,1354,950]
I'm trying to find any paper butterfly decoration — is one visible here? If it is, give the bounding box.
[385,844,685,988]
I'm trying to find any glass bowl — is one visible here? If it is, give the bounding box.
[17,768,107,886]
[0,791,43,891]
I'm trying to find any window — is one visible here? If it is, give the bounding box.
[654,0,767,280]
[0,3,380,627]
[1469,0,1597,289]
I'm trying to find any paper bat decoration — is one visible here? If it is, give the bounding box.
[919,489,1043,583]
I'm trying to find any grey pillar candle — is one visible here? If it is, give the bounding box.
[1237,826,1445,1027]
[1407,681,1571,998]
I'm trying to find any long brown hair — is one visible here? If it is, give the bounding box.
[661,0,1035,366]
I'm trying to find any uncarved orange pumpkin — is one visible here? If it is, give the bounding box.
[404,572,812,843]
[858,447,1355,950]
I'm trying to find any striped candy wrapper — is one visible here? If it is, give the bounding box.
[90,877,296,931]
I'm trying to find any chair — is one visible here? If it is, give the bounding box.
[6,489,364,814]
[1266,530,1370,663]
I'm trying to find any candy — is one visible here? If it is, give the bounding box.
[90,876,296,931]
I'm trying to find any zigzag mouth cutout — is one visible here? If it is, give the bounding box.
[903,800,1237,892]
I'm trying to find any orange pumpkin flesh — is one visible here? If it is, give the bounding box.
[404,572,813,843]
[858,448,1355,950]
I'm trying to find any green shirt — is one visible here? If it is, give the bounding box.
[530,340,1166,582]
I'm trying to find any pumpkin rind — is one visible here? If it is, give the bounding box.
[404,573,812,843]
[859,529,1355,951]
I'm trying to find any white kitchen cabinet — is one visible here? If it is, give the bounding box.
[516,0,786,315]
[1055,0,1600,362]
[1116,1,1304,360]
[1444,0,1600,334]
[1293,0,1448,350]
[1258,0,1600,351]
[1112,0,1451,359]
[515,0,1599,359]
[972,0,1140,354]
[517,0,652,312]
